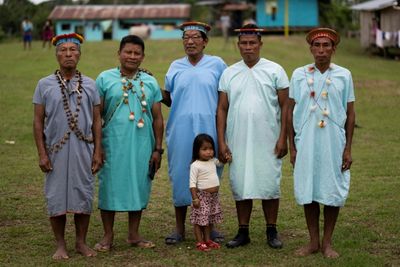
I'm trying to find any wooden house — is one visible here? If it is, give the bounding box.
[351,0,400,49]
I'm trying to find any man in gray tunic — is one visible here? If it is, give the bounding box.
[33,33,102,260]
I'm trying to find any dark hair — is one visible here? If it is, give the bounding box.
[238,23,262,41]
[119,35,145,52]
[192,133,215,162]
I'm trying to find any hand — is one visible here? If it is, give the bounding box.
[192,199,200,209]
[39,154,52,173]
[150,151,162,171]
[91,149,103,174]
[218,142,231,163]
[274,137,288,159]
[342,148,352,171]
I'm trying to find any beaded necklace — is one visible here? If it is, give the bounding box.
[47,70,93,154]
[304,64,332,128]
[120,69,148,128]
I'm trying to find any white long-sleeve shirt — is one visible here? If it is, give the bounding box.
[189,158,223,190]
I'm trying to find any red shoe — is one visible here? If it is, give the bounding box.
[206,240,221,249]
[196,242,211,252]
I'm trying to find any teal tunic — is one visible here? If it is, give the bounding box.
[96,68,162,211]
[219,58,289,200]
[289,63,355,207]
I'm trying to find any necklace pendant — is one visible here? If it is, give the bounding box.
[129,112,135,121]
[137,118,144,128]
[123,92,128,97]
[318,120,327,128]
[310,104,317,112]
[124,98,129,104]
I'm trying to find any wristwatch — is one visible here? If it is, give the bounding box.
[154,148,164,155]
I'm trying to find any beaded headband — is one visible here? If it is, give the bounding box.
[52,33,84,47]
[306,28,340,45]
[179,21,211,34]
[234,28,267,36]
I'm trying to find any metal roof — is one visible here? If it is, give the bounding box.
[351,0,396,11]
[48,4,191,20]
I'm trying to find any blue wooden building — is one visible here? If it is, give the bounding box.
[255,0,318,29]
[48,4,191,41]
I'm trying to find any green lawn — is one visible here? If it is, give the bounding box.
[0,36,399,266]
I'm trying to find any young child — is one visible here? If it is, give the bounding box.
[189,133,231,252]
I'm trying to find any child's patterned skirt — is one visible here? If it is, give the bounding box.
[190,190,223,226]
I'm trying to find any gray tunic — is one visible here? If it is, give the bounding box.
[33,73,100,217]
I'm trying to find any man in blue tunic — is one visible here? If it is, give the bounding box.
[288,28,356,258]
[217,24,289,249]
[162,21,227,244]
[95,35,164,250]
[33,33,102,259]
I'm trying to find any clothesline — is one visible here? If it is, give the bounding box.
[375,29,400,48]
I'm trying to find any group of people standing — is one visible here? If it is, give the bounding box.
[21,17,54,50]
[33,21,355,260]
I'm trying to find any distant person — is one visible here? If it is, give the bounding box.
[288,28,356,258]
[217,24,289,249]
[94,35,163,251]
[220,12,231,44]
[22,17,33,50]
[33,33,102,260]
[189,134,230,252]
[162,21,227,245]
[42,19,54,49]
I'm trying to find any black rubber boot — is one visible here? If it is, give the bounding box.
[226,226,250,248]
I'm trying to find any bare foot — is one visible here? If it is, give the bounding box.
[52,246,69,260]
[322,245,339,258]
[294,243,320,257]
[76,243,97,257]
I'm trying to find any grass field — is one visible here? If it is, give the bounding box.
[0,36,399,266]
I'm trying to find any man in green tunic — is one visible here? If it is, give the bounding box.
[94,35,164,251]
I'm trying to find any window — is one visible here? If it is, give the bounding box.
[61,24,71,31]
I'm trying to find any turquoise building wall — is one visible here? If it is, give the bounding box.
[54,18,185,41]
[256,0,318,28]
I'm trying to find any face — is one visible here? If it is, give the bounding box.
[238,34,262,66]
[310,37,336,66]
[118,43,145,73]
[56,42,80,70]
[182,30,208,58]
[198,141,214,161]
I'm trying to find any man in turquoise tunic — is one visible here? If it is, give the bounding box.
[94,35,164,250]
[33,33,102,259]
[288,28,356,258]
[217,24,289,249]
[162,21,227,245]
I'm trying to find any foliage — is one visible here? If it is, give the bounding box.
[319,0,354,32]
[0,0,58,39]
[0,36,399,266]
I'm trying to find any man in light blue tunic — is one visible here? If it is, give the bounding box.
[217,24,289,249]
[288,28,355,258]
[162,21,227,244]
[33,33,102,259]
[95,35,164,250]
